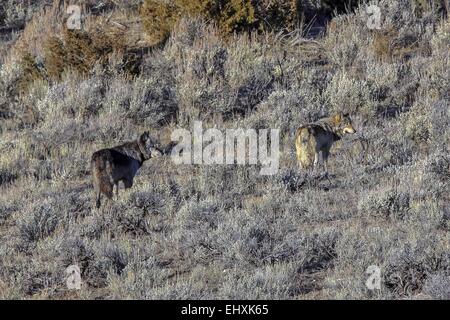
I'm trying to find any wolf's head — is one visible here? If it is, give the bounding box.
[139,131,163,160]
[332,113,356,135]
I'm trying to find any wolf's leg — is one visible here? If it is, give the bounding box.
[123,178,133,189]
[313,152,320,173]
[295,145,303,171]
[104,184,114,201]
[115,182,120,199]
[322,150,330,173]
[105,196,113,214]
[99,184,114,212]
[95,189,101,209]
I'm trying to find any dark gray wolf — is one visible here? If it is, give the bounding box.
[91,132,163,208]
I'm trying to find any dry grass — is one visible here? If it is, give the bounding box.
[0,0,449,300]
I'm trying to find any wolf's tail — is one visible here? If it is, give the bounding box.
[295,127,314,169]
[91,156,114,208]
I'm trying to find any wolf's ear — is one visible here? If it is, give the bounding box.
[140,131,150,142]
[333,113,342,123]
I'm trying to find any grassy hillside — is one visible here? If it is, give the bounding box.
[0,0,449,299]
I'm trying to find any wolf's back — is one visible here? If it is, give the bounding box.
[295,126,314,169]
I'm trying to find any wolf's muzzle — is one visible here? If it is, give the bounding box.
[343,127,356,134]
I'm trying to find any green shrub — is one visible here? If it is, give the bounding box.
[431,19,450,53]
[402,101,433,143]
[17,52,45,94]
[324,71,373,116]
[141,0,302,41]
[140,0,180,45]
[43,36,66,81]
[42,24,131,80]
[358,188,410,219]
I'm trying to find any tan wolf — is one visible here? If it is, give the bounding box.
[91,132,163,208]
[295,113,356,171]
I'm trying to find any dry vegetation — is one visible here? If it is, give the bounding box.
[0,0,449,299]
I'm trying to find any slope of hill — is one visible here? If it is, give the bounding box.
[0,0,449,299]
